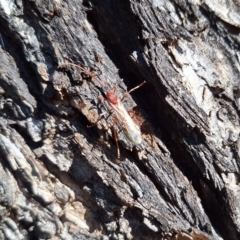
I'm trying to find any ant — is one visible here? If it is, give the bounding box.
[59,59,146,158]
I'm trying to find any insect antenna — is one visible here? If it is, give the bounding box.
[95,55,109,88]
[58,62,104,88]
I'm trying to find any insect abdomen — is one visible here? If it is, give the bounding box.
[124,124,142,145]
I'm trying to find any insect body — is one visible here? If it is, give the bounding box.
[106,89,142,145]
[59,62,145,157]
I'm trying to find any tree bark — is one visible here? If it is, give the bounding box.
[0,0,240,239]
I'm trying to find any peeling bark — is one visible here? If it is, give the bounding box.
[0,0,240,239]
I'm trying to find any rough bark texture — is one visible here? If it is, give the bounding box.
[0,0,240,239]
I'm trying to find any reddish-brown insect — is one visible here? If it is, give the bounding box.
[59,61,146,158]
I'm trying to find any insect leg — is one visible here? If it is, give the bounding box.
[112,117,120,159]
[87,108,114,128]
[121,81,146,102]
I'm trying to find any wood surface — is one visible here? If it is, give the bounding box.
[0,0,240,239]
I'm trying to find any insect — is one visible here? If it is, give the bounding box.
[59,60,146,158]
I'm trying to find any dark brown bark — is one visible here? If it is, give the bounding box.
[0,0,240,239]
